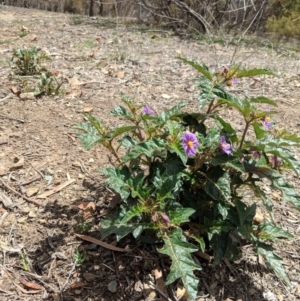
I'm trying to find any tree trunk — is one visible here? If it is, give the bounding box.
[89,0,94,16]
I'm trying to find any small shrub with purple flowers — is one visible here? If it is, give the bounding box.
[76,58,300,300]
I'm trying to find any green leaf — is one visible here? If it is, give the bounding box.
[252,122,267,139]
[153,174,182,202]
[75,122,102,150]
[204,218,235,240]
[100,209,157,240]
[120,92,135,107]
[158,228,201,301]
[82,113,107,135]
[256,241,291,286]
[234,198,256,226]
[122,138,166,163]
[101,167,131,200]
[110,105,135,122]
[211,155,245,173]
[111,125,137,139]
[192,235,206,252]
[101,167,150,201]
[204,170,231,201]
[214,116,237,138]
[220,97,252,118]
[236,68,275,78]
[257,221,293,241]
[158,102,187,124]
[237,224,257,241]
[250,185,274,218]
[118,135,138,149]
[176,112,207,135]
[169,140,187,164]
[169,208,195,224]
[178,57,213,80]
[121,204,145,223]
[224,236,240,261]
[272,175,300,210]
[210,232,229,265]
[249,96,277,106]
[100,209,138,240]
[266,147,300,175]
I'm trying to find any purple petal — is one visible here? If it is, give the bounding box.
[161,214,170,223]
[182,131,199,157]
[143,105,156,116]
[220,136,232,155]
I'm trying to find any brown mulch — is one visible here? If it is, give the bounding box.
[1,5,300,301]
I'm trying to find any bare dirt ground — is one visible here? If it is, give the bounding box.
[1,5,300,301]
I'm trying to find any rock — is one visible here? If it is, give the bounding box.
[26,187,39,197]
[18,216,28,223]
[78,173,85,179]
[28,211,37,218]
[107,280,118,293]
[0,191,13,209]
[21,206,30,214]
[83,272,96,282]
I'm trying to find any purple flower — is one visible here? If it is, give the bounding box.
[182,131,199,157]
[270,155,282,168]
[161,213,170,223]
[264,116,271,130]
[220,136,232,155]
[251,151,261,159]
[142,105,156,116]
[231,78,239,84]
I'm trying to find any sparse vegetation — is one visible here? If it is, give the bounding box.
[10,46,49,76]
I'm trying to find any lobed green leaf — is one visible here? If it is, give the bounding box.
[158,228,201,301]
[256,241,291,286]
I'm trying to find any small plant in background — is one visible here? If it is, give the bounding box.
[34,72,65,96]
[73,247,86,267]
[10,47,65,96]
[10,46,50,76]
[74,218,92,234]
[76,58,300,300]
[20,253,30,271]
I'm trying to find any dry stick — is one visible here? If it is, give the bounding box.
[0,114,25,123]
[0,94,12,103]
[0,287,13,295]
[0,177,40,206]
[20,272,57,292]
[0,211,9,227]
[112,252,127,301]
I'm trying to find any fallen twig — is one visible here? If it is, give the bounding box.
[19,176,41,186]
[75,233,131,253]
[37,179,75,198]
[0,94,12,103]
[0,114,25,123]
[0,177,40,206]
[0,211,9,227]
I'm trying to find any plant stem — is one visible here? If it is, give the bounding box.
[206,98,215,114]
[109,141,121,163]
[239,121,250,149]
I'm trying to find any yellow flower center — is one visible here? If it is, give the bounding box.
[187,140,194,148]
[265,116,271,122]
